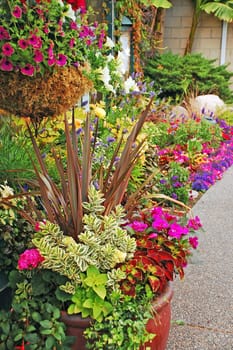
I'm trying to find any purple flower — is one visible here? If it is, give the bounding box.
[106,136,115,143]
[21,64,35,76]
[12,5,22,18]
[0,58,13,71]
[2,43,14,56]
[160,179,167,185]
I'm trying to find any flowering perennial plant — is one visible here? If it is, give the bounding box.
[119,206,202,297]
[0,0,105,76]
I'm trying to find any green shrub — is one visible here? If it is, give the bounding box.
[144,52,233,103]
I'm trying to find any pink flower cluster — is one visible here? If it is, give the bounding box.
[18,248,44,270]
[0,0,106,76]
[129,206,201,249]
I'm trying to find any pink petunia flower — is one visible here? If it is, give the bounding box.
[2,43,14,56]
[189,236,199,249]
[69,38,75,48]
[34,50,44,63]
[152,217,169,231]
[29,35,42,49]
[18,38,29,50]
[18,248,44,270]
[129,221,148,232]
[48,57,56,66]
[20,64,35,76]
[187,216,202,230]
[168,222,189,239]
[56,53,67,66]
[0,26,10,40]
[12,5,22,18]
[0,58,13,71]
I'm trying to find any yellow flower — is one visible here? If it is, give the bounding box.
[94,106,106,119]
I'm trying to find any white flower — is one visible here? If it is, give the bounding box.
[106,53,115,62]
[58,0,76,21]
[0,181,14,198]
[98,66,115,93]
[116,50,130,76]
[104,37,115,49]
[124,76,139,94]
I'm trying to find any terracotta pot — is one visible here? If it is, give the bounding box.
[60,312,92,350]
[61,283,173,350]
[141,282,173,350]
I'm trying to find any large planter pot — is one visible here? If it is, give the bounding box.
[0,66,92,120]
[61,283,173,350]
[141,282,173,350]
[60,312,92,350]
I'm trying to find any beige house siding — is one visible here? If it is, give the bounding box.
[163,0,233,71]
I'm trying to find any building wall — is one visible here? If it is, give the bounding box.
[163,0,233,71]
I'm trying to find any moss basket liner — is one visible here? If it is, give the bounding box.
[0,66,92,119]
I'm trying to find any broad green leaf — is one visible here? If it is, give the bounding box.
[93,285,106,299]
[40,320,53,328]
[45,335,55,349]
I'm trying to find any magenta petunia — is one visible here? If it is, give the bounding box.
[29,35,42,49]
[20,64,35,76]
[56,53,67,66]
[70,21,78,30]
[129,221,148,232]
[34,50,44,63]
[18,38,29,50]
[151,206,164,218]
[69,38,75,48]
[2,43,14,56]
[48,57,56,66]
[48,46,54,59]
[12,5,22,18]
[168,222,189,239]
[152,217,169,231]
[0,58,13,71]
[18,248,44,270]
[0,26,10,40]
[189,236,199,249]
[187,216,202,230]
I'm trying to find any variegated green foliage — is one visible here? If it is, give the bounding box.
[32,187,136,292]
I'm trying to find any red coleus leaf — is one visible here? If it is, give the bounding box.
[120,281,136,297]
[163,261,174,280]
[148,276,161,293]
[148,250,175,263]
[136,237,154,249]
[131,268,143,280]
[148,264,165,277]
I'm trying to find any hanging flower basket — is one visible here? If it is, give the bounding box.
[0,66,92,120]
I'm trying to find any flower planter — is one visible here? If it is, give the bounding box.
[60,312,92,350]
[141,282,173,350]
[61,283,173,350]
[0,66,92,120]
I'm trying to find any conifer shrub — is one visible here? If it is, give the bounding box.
[144,52,233,103]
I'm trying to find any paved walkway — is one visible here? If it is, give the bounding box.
[167,166,233,350]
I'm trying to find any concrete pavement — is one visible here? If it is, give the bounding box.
[166,166,233,350]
